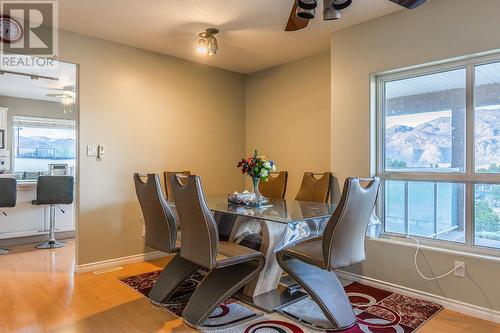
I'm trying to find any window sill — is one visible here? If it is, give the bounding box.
[368,235,500,263]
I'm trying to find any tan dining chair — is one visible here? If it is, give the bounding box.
[295,172,333,203]
[259,171,288,199]
[164,170,191,201]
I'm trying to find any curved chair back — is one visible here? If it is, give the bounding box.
[322,177,380,270]
[259,171,288,199]
[164,171,191,201]
[134,173,177,253]
[0,178,17,208]
[295,172,332,203]
[171,175,218,269]
[35,176,74,205]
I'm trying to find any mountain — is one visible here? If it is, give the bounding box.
[386,110,500,169]
[17,136,76,159]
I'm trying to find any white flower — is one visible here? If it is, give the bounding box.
[260,169,269,177]
[272,164,277,171]
[264,161,271,169]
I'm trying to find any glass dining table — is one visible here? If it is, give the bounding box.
[204,195,336,312]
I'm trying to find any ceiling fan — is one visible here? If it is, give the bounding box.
[285,0,428,31]
[46,88,76,107]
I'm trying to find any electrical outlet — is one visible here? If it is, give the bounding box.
[454,261,465,278]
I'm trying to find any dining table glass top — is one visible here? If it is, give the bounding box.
[204,195,336,224]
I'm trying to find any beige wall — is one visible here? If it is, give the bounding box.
[58,31,246,265]
[245,52,331,200]
[0,95,75,154]
[331,0,500,311]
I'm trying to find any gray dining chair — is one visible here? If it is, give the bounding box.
[133,173,199,304]
[172,175,265,327]
[277,177,380,330]
[0,177,17,255]
[164,170,191,201]
[32,176,74,249]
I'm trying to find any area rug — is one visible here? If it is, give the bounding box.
[120,271,442,332]
[120,270,261,330]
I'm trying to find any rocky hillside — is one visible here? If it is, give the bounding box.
[386,110,499,170]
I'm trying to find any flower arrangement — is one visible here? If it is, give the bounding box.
[233,150,276,206]
[237,150,276,181]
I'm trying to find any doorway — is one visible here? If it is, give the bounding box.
[0,59,78,254]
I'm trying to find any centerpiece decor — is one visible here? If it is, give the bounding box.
[236,150,276,206]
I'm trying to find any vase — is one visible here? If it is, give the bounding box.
[252,177,269,206]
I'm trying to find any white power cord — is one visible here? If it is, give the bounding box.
[409,236,458,281]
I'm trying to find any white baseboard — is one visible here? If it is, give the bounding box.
[336,270,500,324]
[74,251,169,273]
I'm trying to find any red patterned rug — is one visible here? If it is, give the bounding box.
[120,271,442,333]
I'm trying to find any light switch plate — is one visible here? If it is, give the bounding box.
[87,145,97,157]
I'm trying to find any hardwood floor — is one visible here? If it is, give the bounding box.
[0,240,498,333]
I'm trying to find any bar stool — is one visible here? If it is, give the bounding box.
[0,177,17,255]
[32,176,74,249]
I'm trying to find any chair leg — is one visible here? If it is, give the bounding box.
[148,254,200,304]
[182,259,263,326]
[36,205,65,249]
[277,253,356,330]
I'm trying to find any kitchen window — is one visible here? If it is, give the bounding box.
[12,116,76,180]
[376,55,500,252]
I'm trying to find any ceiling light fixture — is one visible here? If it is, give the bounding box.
[197,28,219,56]
[323,0,352,20]
[296,0,317,19]
[323,1,341,20]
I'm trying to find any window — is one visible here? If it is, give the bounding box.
[12,116,76,180]
[376,55,500,252]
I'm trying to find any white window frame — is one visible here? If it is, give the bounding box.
[374,52,500,257]
[11,115,76,173]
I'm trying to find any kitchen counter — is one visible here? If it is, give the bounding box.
[0,174,75,239]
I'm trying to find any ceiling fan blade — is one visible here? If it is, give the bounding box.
[390,0,427,9]
[285,1,309,31]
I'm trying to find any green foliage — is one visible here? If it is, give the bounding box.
[387,158,407,168]
[478,163,500,173]
[475,199,500,233]
[476,231,500,241]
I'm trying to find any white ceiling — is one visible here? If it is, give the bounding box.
[58,0,403,74]
[0,60,77,102]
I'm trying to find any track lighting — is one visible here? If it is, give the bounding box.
[323,0,341,20]
[296,0,317,19]
[331,0,352,10]
[197,28,219,56]
[322,0,351,20]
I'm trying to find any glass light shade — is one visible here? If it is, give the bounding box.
[208,36,218,55]
[197,38,208,54]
